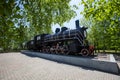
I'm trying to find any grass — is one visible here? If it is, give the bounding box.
[95,50,120,54]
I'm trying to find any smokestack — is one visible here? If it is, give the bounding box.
[75,20,81,29]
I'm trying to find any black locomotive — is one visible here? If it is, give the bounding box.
[26,20,94,56]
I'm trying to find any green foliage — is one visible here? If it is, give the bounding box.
[81,0,120,52]
[22,0,76,33]
[0,0,76,52]
[0,0,14,16]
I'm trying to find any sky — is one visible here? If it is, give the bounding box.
[51,0,84,33]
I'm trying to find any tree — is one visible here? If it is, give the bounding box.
[22,0,76,33]
[81,0,120,52]
[0,0,76,52]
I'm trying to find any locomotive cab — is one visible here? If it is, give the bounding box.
[26,40,36,50]
[34,35,42,51]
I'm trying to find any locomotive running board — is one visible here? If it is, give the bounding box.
[21,50,119,74]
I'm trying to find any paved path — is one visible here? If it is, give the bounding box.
[0,53,119,80]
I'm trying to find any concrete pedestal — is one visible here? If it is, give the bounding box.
[21,50,119,74]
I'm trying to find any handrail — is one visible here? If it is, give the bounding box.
[76,37,83,45]
[77,30,84,39]
[75,33,83,45]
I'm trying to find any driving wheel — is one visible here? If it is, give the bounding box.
[81,49,89,56]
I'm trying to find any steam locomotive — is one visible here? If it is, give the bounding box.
[26,20,94,56]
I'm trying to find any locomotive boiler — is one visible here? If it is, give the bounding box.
[26,20,94,56]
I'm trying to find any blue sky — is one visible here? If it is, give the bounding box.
[52,0,84,33]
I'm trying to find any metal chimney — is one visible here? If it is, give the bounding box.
[75,20,81,30]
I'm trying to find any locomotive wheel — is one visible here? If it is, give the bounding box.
[46,49,49,53]
[50,47,55,54]
[81,49,89,56]
[55,49,59,54]
[61,49,64,54]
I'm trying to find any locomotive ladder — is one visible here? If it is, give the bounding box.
[66,29,84,45]
[75,30,85,46]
